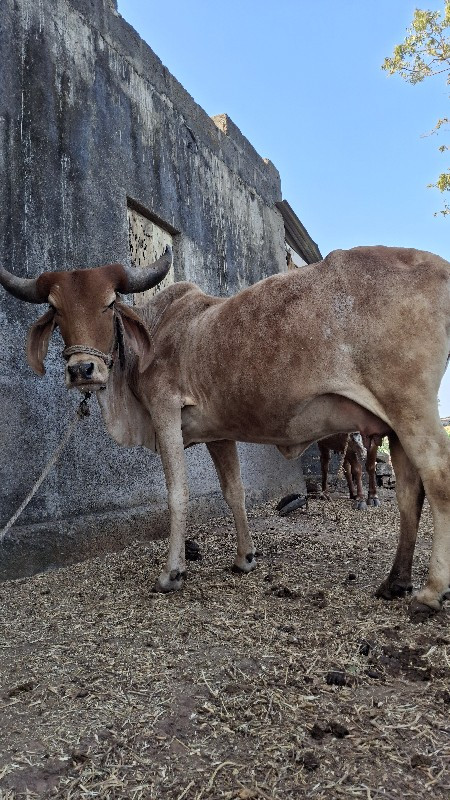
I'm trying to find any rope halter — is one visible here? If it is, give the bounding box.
[61,312,125,370]
[62,344,114,368]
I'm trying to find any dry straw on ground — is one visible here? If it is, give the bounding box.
[0,491,449,799]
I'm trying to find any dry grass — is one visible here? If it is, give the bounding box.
[0,491,449,799]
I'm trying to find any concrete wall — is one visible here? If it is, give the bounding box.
[0,0,305,578]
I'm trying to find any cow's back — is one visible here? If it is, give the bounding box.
[141,246,450,431]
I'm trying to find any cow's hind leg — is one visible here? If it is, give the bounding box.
[319,444,332,500]
[378,400,450,619]
[207,441,256,573]
[366,439,381,507]
[347,452,367,510]
[376,433,424,600]
[405,421,450,620]
[388,408,450,619]
[343,458,356,500]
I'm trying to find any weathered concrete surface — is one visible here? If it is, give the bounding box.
[0,439,304,581]
[0,0,305,578]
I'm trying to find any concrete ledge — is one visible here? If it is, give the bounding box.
[0,482,301,582]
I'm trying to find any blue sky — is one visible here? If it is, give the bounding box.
[117,0,450,414]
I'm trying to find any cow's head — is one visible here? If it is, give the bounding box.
[0,248,172,391]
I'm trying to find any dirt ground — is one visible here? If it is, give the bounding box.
[0,490,449,800]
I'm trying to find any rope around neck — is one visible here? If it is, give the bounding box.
[0,393,92,543]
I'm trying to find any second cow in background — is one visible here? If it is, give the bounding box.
[318,433,382,510]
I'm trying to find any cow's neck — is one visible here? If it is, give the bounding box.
[96,359,157,451]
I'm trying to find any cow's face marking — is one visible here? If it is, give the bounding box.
[25,265,157,389]
[23,265,128,389]
[38,269,120,391]
[0,248,172,388]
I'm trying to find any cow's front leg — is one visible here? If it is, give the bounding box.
[153,414,189,593]
[207,440,256,573]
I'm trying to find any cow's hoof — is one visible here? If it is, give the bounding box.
[375,578,413,600]
[319,492,332,501]
[185,539,202,561]
[367,497,381,508]
[354,499,367,511]
[408,597,441,623]
[153,569,186,593]
[232,552,257,574]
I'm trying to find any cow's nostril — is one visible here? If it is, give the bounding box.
[82,362,95,378]
[67,362,95,381]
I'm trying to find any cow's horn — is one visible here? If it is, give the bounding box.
[0,267,45,303]
[120,245,173,294]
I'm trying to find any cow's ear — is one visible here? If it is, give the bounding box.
[115,301,154,373]
[26,309,56,376]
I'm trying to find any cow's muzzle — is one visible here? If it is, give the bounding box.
[62,315,124,390]
[63,346,113,391]
[64,357,110,390]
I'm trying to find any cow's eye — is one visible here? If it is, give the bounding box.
[49,303,58,314]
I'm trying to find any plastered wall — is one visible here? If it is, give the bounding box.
[0,0,305,578]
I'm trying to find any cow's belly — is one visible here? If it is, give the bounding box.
[181,393,390,451]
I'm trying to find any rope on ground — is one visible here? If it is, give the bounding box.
[0,393,91,543]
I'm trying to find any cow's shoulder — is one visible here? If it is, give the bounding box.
[147,281,218,310]
[139,282,222,346]
[157,281,201,301]
[148,282,221,321]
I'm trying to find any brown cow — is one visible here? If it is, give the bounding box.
[1,245,449,620]
[318,432,381,510]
